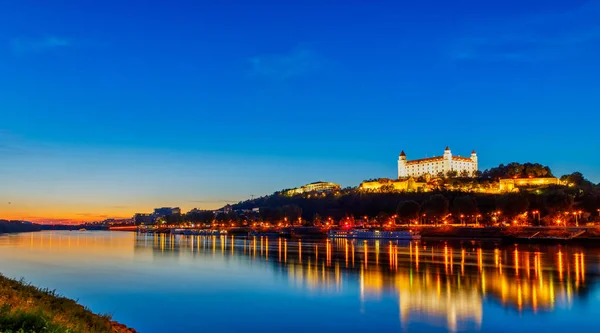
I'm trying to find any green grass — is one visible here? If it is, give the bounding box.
[0,304,72,332]
[0,274,133,333]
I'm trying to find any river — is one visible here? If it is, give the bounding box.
[1,231,599,332]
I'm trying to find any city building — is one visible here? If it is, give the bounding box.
[285,181,341,195]
[133,213,154,225]
[398,147,478,178]
[132,207,181,225]
[153,207,181,216]
[213,204,234,216]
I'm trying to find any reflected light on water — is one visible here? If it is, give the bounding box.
[137,234,593,317]
[1,231,599,333]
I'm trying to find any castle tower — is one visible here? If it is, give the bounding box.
[471,150,478,174]
[443,146,452,174]
[398,151,407,178]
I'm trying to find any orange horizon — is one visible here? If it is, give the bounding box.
[1,201,227,225]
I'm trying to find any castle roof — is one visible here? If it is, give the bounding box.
[407,156,444,165]
[472,150,477,154]
[453,156,472,162]
[445,146,450,151]
[400,150,406,157]
[405,155,473,164]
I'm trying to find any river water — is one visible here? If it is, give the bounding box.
[1,231,599,332]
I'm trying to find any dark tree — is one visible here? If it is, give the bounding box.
[544,191,574,215]
[561,172,585,186]
[423,194,449,225]
[497,193,530,219]
[398,201,421,225]
[380,184,396,193]
[446,170,458,178]
[186,210,215,224]
[313,213,322,226]
[453,195,478,224]
[482,162,553,179]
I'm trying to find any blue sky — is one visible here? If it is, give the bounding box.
[1,0,599,222]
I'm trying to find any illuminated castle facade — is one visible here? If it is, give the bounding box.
[398,147,478,178]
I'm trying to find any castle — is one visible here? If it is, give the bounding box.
[398,147,478,178]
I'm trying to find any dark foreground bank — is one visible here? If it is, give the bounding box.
[0,274,136,333]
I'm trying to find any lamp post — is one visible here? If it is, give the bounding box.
[532,210,540,226]
[574,210,582,227]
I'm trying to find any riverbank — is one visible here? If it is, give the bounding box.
[134,224,600,244]
[286,226,600,243]
[0,221,41,234]
[413,226,600,243]
[0,274,136,333]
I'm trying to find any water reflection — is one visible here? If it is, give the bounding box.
[2,232,598,333]
[132,233,595,331]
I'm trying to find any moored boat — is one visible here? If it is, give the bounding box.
[328,229,420,240]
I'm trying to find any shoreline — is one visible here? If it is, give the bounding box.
[6,226,600,245]
[139,225,600,245]
[0,274,136,333]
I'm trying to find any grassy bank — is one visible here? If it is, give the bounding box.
[0,274,135,333]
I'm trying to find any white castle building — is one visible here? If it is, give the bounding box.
[398,147,478,178]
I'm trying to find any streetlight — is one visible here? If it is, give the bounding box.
[532,210,540,226]
[573,210,582,227]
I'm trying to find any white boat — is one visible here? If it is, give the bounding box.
[328,229,421,240]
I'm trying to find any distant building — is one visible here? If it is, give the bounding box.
[285,181,341,195]
[153,207,181,216]
[360,178,426,192]
[499,177,563,192]
[133,213,154,225]
[213,204,233,216]
[398,147,478,178]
